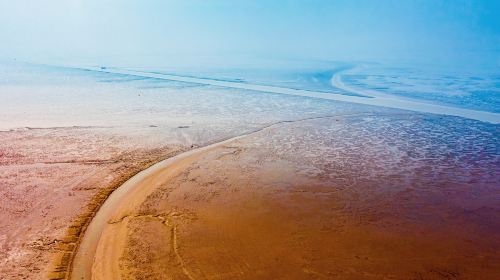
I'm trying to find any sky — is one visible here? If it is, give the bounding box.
[0,0,499,67]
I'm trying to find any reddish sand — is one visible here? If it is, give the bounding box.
[71,116,500,280]
[4,62,498,280]
[0,127,184,279]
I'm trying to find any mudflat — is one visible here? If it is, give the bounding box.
[1,63,499,280]
[0,127,185,279]
[76,115,500,280]
[0,62,367,279]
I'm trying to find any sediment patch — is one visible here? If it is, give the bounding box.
[47,148,185,280]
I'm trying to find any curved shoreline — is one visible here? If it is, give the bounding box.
[330,68,500,124]
[47,149,183,280]
[69,135,243,279]
[330,67,394,99]
[66,115,347,280]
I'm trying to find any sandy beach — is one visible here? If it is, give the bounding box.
[70,115,499,279]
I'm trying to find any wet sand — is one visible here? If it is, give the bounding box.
[0,62,375,279]
[72,115,500,280]
[2,63,499,279]
[71,133,250,280]
[0,127,186,279]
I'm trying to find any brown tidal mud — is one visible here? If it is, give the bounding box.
[7,62,499,280]
[74,115,500,280]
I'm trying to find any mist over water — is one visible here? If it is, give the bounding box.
[0,0,499,118]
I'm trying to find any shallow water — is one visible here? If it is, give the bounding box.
[1,59,499,280]
[337,63,500,113]
[0,61,383,131]
[115,60,500,114]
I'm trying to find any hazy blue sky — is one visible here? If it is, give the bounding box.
[1,0,499,66]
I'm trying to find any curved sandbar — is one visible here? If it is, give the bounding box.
[67,113,500,280]
[70,137,245,279]
[64,107,327,280]
[69,115,340,279]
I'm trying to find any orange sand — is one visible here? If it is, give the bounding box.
[70,118,500,279]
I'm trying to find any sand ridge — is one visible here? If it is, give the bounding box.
[69,114,500,279]
[47,147,185,280]
[69,116,346,280]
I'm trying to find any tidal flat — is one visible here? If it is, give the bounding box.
[0,62,498,279]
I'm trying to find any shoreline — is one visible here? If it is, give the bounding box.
[73,137,234,279]
[62,115,342,280]
[22,112,498,279]
[47,148,185,280]
[79,66,500,124]
[73,113,500,279]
